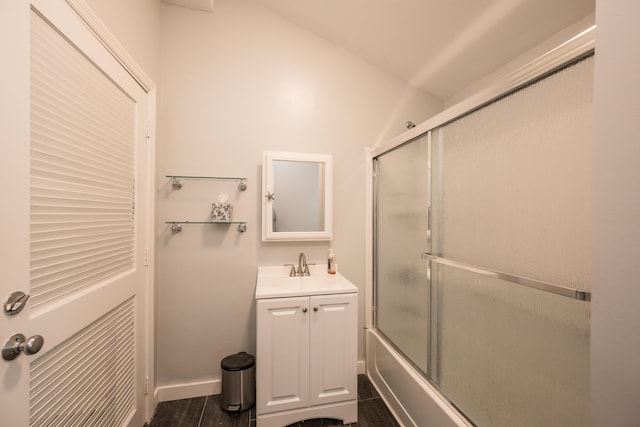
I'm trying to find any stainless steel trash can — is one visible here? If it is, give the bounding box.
[220,351,255,412]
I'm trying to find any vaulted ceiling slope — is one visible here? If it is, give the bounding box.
[163,0,213,13]
[164,0,595,102]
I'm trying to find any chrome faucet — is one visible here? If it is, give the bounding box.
[297,252,310,276]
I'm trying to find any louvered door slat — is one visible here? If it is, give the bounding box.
[31,138,134,179]
[29,301,132,392]
[32,116,133,165]
[31,156,133,191]
[31,109,133,163]
[31,234,133,257]
[31,239,132,266]
[31,243,134,277]
[30,86,134,146]
[30,299,135,426]
[31,7,137,311]
[31,258,134,305]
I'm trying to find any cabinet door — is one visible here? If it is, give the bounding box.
[309,293,358,406]
[256,297,310,415]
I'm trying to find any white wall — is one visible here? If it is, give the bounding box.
[156,0,442,391]
[83,0,162,83]
[592,0,640,424]
[445,14,595,108]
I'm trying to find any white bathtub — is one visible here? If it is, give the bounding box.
[365,328,470,427]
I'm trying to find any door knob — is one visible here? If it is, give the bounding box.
[2,333,44,361]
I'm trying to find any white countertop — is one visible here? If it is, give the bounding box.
[255,264,358,299]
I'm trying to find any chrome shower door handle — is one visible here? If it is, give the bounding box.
[2,333,45,361]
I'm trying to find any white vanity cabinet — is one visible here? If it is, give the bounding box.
[256,290,358,427]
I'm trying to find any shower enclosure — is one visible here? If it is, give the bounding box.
[370,52,593,426]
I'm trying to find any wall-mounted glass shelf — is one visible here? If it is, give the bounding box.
[166,175,248,191]
[166,174,248,233]
[166,221,247,233]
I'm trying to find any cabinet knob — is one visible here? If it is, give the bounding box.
[313,306,319,312]
[302,307,308,313]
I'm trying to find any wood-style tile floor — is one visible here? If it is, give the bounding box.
[148,375,400,427]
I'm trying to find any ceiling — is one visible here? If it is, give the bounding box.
[165,0,595,101]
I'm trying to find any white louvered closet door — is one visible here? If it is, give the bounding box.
[0,1,151,426]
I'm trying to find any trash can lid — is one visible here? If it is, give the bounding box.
[221,351,255,371]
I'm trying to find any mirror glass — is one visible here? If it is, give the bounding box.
[262,151,333,241]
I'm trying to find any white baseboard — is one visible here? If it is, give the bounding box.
[155,379,221,403]
[154,361,365,404]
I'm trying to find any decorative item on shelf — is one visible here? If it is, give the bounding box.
[211,193,233,222]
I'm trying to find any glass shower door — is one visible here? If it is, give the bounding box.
[374,135,430,373]
[373,55,593,427]
[429,56,593,426]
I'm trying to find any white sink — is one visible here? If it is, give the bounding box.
[255,264,358,299]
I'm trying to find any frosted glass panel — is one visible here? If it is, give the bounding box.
[430,263,590,427]
[432,56,593,291]
[375,136,430,372]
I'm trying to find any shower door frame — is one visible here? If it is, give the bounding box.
[363,20,596,426]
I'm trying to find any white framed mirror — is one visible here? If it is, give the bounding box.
[262,151,333,241]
